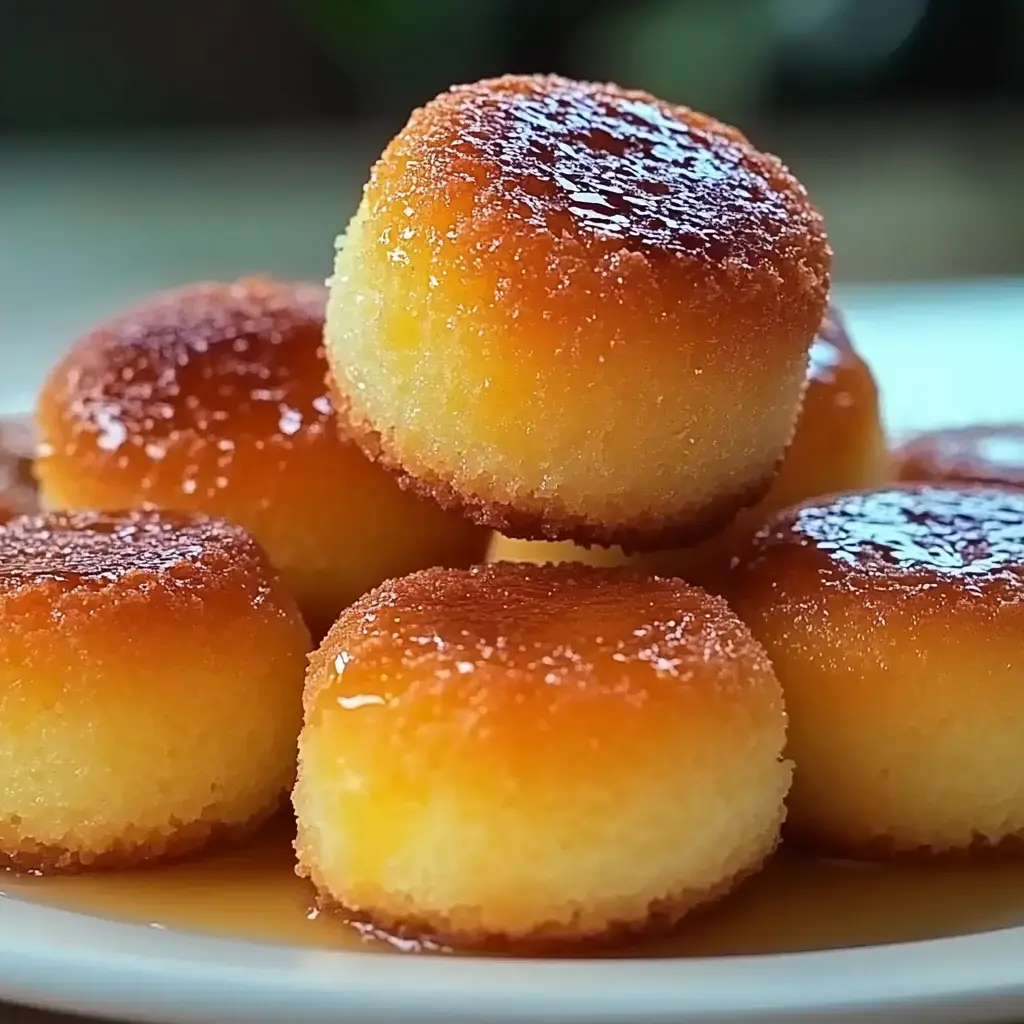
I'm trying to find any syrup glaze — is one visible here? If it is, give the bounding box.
[0,510,259,592]
[750,487,1024,596]
[306,562,780,713]
[7,819,1024,957]
[42,279,330,457]
[389,74,827,269]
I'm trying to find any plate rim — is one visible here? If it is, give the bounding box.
[2,894,1024,1022]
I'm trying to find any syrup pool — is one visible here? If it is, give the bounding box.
[6,818,1024,958]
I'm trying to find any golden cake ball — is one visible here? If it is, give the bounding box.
[725,486,1024,858]
[35,279,489,638]
[0,510,310,872]
[894,424,1024,490]
[326,74,831,551]
[293,562,791,950]
[488,305,888,585]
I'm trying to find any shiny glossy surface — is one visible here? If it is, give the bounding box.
[0,510,253,590]
[767,487,1024,589]
[306,563,779,717]
[45,279,329,452]
[10,824,1024,958]
[896,425,1024,489]
[416,75,822,266]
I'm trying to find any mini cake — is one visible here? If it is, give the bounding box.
[894,424,1024,491]
[0,510,310,872]
[726,486,1024,858]
[293,561,791,950]
[35,278,489,638]
[326,74,831,551]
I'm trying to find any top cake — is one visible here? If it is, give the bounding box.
[325,74,831,550]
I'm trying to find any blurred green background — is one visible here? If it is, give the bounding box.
[2,0,1023,358]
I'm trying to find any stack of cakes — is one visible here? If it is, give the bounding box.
[1,72,1020,954]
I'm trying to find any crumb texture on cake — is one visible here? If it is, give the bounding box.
[294,562,791,947]
[0,510,310,872]
[486,304,888,581]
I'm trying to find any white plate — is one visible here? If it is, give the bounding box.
[1,278,1023,1024]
